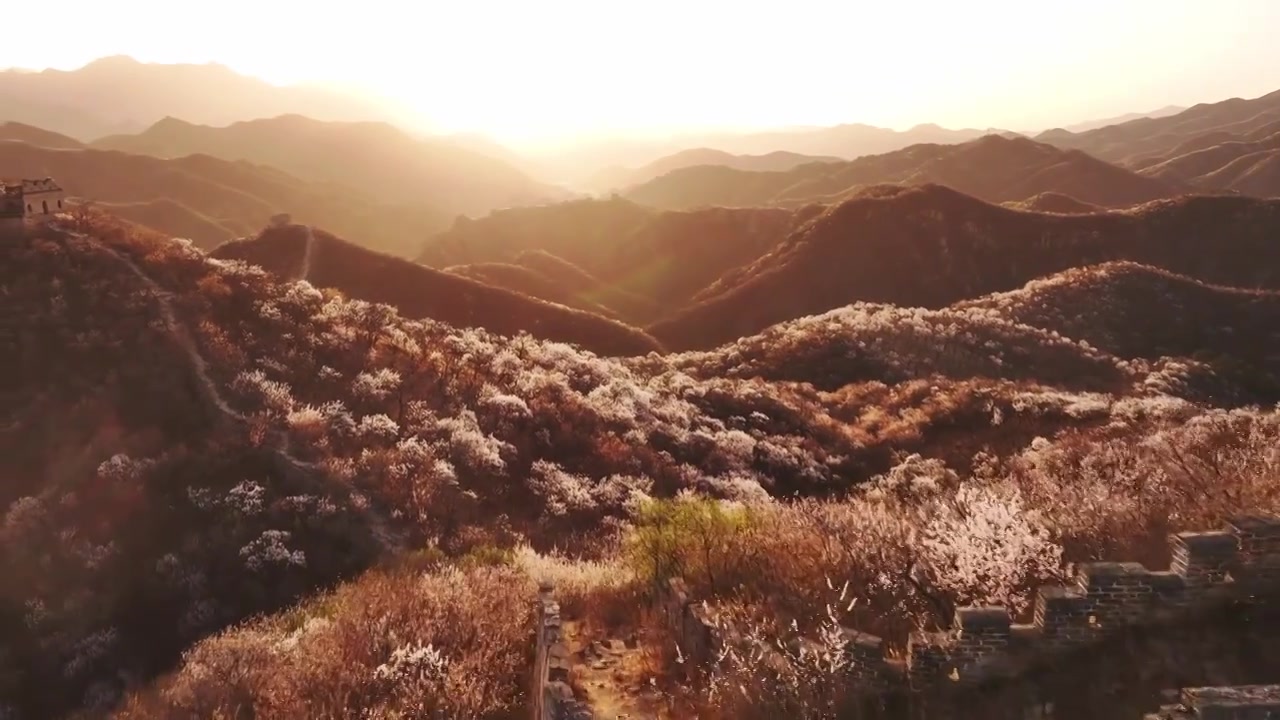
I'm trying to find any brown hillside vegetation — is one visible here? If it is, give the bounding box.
[954,262,1280,367]
[210,224,663,356]
[82,197,248,249]
[665,302,1134,394]
[1003,191,1101,214]
[419,198,811,321]
[417,196,656,270]
[1193,149,1280,198]
[1037,87,1280,164]
[647,185,1280,350]
[9,211,1280,720]
[511,249,664,323]
[1138,132,1280,183]
[443,261,623,319]
[92,115,571,221]
[625,134,1182,210]
[0,140,446,254]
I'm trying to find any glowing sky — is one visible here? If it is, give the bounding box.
[6,0,1279,146]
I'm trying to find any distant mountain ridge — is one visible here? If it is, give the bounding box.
[587,148,843,193]
[0,139,447,254]
[1036,88,1280,165]
[91,115,573,223]
[211,224,662,356]
[528,123,1018,189]
[624,134,1184,210]
[646,184,1280,350]
[0,55,413,141]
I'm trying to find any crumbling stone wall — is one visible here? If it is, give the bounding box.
[532,582,594,720]
[660,514,1280,695]
[1145,685,1280,719]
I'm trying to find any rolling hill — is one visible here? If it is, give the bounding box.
[1036,87,1280,166]
[587,148,842,193]
[624,134,1183,210]
[647,184,1280,350]
[91,115,572,220]
[525,122,1017,190]
[209,224,663,356]
[0,140,446,254]
[1136,131,1280,196]
[417,198,815,321]
[954,261,1280,367]
[0,121,84,149]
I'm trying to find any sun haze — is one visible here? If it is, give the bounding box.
[5,0,1280,148]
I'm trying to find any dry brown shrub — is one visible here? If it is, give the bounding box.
[114,564,536,720]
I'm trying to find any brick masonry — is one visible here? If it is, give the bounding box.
[1145,685,1280,719]
[532,582,594,720]
[659,513,1280,695]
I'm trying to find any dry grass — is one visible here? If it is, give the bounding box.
[113,564,536,720]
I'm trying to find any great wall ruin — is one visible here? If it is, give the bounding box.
[533,513,1280,718]
[533,582,595,720]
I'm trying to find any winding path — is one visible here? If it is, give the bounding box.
[296,225,316,282]
[50,221,406,553]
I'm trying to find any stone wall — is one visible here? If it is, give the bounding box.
[1145,685,1280,719]
[532,582,594,720]
[660,513,1280,695]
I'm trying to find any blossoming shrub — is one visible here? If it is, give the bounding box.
[113,564,535,720]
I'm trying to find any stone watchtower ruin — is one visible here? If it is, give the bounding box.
[1,177,67,233]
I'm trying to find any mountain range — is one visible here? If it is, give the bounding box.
[7,57,1280,720]
[0,55,415,140]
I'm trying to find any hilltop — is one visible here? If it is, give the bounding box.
[625,134,1182,210]
[954,261,1280,365]
[587,148,842,193]
[91,115,572,221]
[0,139,446,254]
[647,185,1280,350]
[210,223,662,356]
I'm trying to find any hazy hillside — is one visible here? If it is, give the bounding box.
[210,224,662,356]
[0,55,405,141]
[419,198,813,321]
[1060,105,1186,133]
[83,197,249,249]
[0,140,446,254]
[527,122,1015,188]
[1036,87,1280,165]
[1134,131,1280,195]
[588,148,842,192]
[443,261,623,319]
[705,121,1017,159]
[0,121,84,148]
[418,196,655,271]
[625,134,1182,210]
[648,185,1280,350]
[91,115,572,220]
